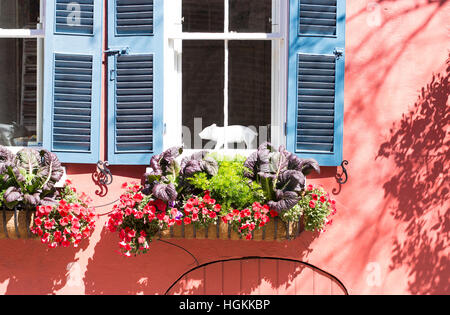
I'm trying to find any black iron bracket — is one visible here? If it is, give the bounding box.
[337,160,349,185]
[96,160,113,186]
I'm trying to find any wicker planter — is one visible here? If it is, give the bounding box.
[160,217,304,241]
[0,208,35,239]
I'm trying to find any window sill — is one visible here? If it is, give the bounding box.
[167,32,284,41]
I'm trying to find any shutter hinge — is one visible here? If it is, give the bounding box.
[333,48,344,60]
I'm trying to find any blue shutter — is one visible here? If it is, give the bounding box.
[43,0,103,164]
[287,0,346,166]
[107,0,164,165]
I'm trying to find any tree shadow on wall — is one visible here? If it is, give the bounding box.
[0,240,88,295]
[377,55,449,295]
[83,224,321,295]
[345,0,448,126]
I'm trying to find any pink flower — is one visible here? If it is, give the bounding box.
[44,205,53,215]
[309,200,316,209]
[312,194,318,201]
[71,204,81,216]
[209,211,217,219]
[34,218,42,226]
[154,200,167,212]
[59,217,69,227]
[44,219,55,230]
[61,238,71,248]
[133,193,144,203]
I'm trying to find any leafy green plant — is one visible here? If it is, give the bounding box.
[143,148,219,204]
[188,155,264,211]
[244,142,320,213]
[0,146,64,210]
[143,147,184,203]
[281,184,337,232]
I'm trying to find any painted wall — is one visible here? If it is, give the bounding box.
[0,0,448,295]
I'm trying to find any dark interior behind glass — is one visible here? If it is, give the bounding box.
[182,41,225,149]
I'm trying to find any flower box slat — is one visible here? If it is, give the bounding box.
[0,208,35,240]
[159,217,303,241]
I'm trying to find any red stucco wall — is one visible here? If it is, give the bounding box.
[0,0,448,295]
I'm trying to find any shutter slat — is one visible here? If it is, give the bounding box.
[299,1,337,36]
[55,0,94,35]
[296,53,336,154]
[52,54,92,153]
[116,0,154,35]
[115,54,154,153]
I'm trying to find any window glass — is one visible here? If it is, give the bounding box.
[228,40,272,147]
[182,0,224,33]
[229,0,272,33]
[0,38,37,146]
[182,41,225,149]
[0,0,40,29]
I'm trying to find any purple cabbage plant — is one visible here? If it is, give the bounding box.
[0,146,64,210]
[243,142,320,213]
[143,147,219,204]
[143,147,184,203]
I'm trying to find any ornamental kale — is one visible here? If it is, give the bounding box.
[0,146,64,210]
[143,147,183,203]
[143,147,220,204]
[243,142,320,213]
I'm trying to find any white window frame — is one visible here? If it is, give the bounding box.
[164,0,288,157]
[0,0,45,152]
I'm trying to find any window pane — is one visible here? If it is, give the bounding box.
[228,41,272,148]
[183,0,224,33]
[0,0,40,29]
[183,41,224,149]
[229,0,272,33]
[0,39,37,146]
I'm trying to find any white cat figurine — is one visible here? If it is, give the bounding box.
[199,124,258,150]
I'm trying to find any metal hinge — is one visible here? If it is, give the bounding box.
[334,48,344,60]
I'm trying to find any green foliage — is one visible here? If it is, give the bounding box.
[188,155,264,211]
[0,146,64,209]
[281,185,336,232]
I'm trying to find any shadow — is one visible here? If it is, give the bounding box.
[376,55,449,294]
[165,257,347,295]
[91,171,109,197]
[345,0,448,124]
[0,239,89,295]
[83,223,321,295]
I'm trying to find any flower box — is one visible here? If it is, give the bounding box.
[159,217,304,241]
[0,207,35,239]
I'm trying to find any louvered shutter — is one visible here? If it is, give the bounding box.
[43,0,103,164]
[287,0,346,166]
[107,0,164,165]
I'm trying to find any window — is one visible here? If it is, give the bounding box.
[41,0,346,166]
[0,0,43,148]
[165,0,287,152]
